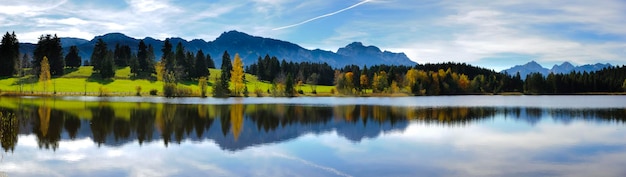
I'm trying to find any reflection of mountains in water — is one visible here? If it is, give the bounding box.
[0,102,625,152]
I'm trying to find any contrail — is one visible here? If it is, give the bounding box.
[272,0,373,31]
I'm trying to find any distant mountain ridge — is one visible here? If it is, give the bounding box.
[502,61,612,78]
[18,31,416,67]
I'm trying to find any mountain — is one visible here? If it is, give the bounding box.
[574,63,612,73]
[337,42,415,66]
[502,61,549,77]
[549,62,575,74]
[60,37,89,47]
[18,31,416,68]
[502,61,612,78]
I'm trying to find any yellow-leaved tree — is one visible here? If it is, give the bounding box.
[39,56,51,93]
[230,54,245,96]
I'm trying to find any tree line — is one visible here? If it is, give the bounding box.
[1,31,626,96]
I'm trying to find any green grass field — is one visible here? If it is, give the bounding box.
[0,66,334,96]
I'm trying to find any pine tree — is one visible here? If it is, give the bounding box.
[100,51,115,79]
[162,39,176,73]
[0,32,19,77]
[194,50,209,78]
[113,44,131,67]
[285,73,295,97]
[206,54,215,69]
[64,46,81,68]
[231,54,245,96]
[221,51,232,79]
[91,39,107,72]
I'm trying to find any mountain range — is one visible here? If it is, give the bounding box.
[18,31,416,67]
[502,61,612,78]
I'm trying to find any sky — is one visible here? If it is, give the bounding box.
[1,0,626,71]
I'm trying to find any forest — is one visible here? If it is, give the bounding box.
[1,31,626,97]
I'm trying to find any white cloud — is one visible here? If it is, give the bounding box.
[272,0,374,30]
[126,0,170,12]
[0,0,68,16]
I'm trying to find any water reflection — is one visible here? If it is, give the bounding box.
[0,98,624,152]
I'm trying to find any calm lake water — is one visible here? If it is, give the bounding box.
[0,96,625,177]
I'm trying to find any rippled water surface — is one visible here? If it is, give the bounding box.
[0,96,625,177]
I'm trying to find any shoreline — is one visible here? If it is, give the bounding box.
[1,90,624,98]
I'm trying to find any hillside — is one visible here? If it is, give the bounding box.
[19,31,416,68]
[0,66,334,96]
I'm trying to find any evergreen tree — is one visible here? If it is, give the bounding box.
[206,54,215,69]
[0,32,19,77]
[64,46,81,68]
[100,51,115,79]
[214,51,232,97]
[91,39,107,72]
[174,42,188,78]
[33,34,64,76]
[135,40,155,76]
[221,51,232,79]
[113,44,131,67]
[285,73,295,97]
[161,39,175,73]
[147,45,156,73]
[129,53,139,76]
[194,50,209,78]
[184,51,194,79]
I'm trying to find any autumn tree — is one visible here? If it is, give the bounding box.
[372,71,389,93]
[64,46,81,68]
[230,54,245,96]
[39,56,51,93]
[0,32,19,77]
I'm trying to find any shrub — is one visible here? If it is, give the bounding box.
[255,87,264,97]
[149,89,158,96]
[312,90,317,94]
[135,86,142,96]
[98,86,110,97]
[175,86,194,97]
[163,83,177,97]
[243,86,249,97]
[330,88,336,95]
[198,77,208,97]
[297,89,304,95]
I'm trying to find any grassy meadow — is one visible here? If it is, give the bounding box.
[0,66,334,96]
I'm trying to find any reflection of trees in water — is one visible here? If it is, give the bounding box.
[0,110,18,152]
[34,101,64,150]
[230,104,244,141]
[1,101,626,151]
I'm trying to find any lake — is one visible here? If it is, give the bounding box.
[0,96,625,177]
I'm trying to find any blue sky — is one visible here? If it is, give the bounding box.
[1,0,625,71]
